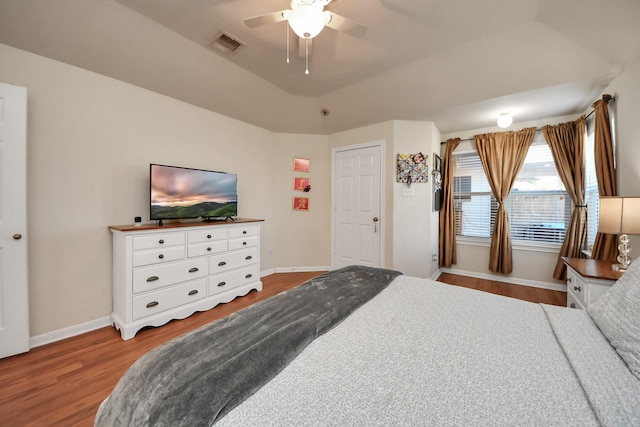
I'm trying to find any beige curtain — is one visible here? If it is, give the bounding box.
[474,128,536,274]
[591,96,618,262]
[543,116,587,280]
[439,138,462,268]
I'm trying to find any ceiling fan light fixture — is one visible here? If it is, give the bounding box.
[288,4,327,39]
[497,113,513,128]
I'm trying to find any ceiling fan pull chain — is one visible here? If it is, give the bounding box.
[305,38,310,75]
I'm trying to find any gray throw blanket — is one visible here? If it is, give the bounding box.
[95,265,402,426]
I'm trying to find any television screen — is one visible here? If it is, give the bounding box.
[150,164,237,221]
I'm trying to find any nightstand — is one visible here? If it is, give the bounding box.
[561,257,623,310]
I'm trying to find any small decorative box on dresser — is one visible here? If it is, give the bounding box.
[561,257,623,310]
[109,219,263,340]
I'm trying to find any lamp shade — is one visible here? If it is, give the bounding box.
[598,196,640,234]
[288,4,328,39]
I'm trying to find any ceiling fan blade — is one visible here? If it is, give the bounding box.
[325,12,366,37]
[244,10,288,28]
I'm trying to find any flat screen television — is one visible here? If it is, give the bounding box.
[150,164,237,221]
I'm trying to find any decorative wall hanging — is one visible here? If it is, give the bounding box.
[293,197,309,211]
[396,152,428,186]
[294,177,311,192]
[293,157,310,173]
[433,153,443,211]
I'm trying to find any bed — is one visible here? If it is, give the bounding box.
[95,262,640,426]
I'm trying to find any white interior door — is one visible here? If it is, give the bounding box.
[333,144,382,269]
[0,83,29,358]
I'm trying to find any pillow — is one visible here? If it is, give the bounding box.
[588,257,640,380]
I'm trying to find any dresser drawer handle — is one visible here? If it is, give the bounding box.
[146,276,159,282]
[243,230,247,234]
[146,301,159,308]
[159,239,165,244]
[245,255,252,260]
[207,234,212,239]
[243,241,247,246]
[570,303,576,309]
[207,247,212,252]
[158,254,164,259]
[567,277,572,283]
[188,267,199,273]
[574,286,581,292]
[218,261,227,266]
[245,273,253,279]
[188,290,199,296]
[217,281,227,287]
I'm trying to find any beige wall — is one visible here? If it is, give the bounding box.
[0,43,328,336]
[2,40,639,338]
[439,56,640,286]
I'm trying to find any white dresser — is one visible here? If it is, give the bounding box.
[110,219,263,340]
[562,257,621,310]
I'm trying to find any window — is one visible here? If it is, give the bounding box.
[584,115,599,249]
[452,134,571,244]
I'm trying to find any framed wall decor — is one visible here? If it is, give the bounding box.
[293,157,310,173]
[293,197,309,211]
[432,153,443,211]
[396,152,428,185]
[294,177,310,192]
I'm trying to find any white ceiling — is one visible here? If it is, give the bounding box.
[1,0,639,134]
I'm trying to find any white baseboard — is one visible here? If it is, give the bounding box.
[31,267,330,348]
[440,267,567,292]
[30,316,112,349]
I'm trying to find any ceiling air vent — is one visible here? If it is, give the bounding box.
[211,32,244,54]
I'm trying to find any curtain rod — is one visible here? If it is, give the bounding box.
[439,94,614,145]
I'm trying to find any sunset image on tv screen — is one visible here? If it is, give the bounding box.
[150,165,237,220]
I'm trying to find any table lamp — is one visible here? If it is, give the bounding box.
[598,196,640,271]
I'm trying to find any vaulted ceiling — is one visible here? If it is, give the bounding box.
[1,0,639,134]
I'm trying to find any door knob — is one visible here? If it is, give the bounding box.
[373,217,379,222]
[13,233,22,240]
[372,217,379,233]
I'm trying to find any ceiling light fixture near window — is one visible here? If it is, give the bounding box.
[497,113,513,128]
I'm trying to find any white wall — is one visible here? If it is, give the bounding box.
[392,121,441,278]
[0,43,329,337]
[603,57,640,253]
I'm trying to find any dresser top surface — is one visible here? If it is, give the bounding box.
[561,257,623,281]
[109,218,263,233]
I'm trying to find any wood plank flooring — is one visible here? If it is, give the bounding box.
[0,271,565,426]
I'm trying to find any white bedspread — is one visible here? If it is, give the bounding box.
[217,275,638,426]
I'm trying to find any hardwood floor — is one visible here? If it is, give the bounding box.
[0,270,565,426]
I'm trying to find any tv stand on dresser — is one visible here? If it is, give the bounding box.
[109,219,264,340]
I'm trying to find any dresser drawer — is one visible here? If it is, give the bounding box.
[228,226,258,239]
[187,228,228,244]
[133,245,185,267]
[567,291,586,310]
[133,233,185,250]
[228,235,258,250]
[187,240,228,258]
[208,265,259,296]
[566,269,586,306]
[209,247,258,274]
[132,278,207,320]
[132,258,208,294]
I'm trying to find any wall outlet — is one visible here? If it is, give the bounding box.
[431,254,437,262]
[402,188,415,197]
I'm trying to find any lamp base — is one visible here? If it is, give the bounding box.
[612,263,628,273]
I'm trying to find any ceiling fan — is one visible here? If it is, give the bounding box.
[244,0,367,74]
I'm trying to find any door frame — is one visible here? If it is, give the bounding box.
[331,140,386,269]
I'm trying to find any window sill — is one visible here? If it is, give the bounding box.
[456,236,562,254]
